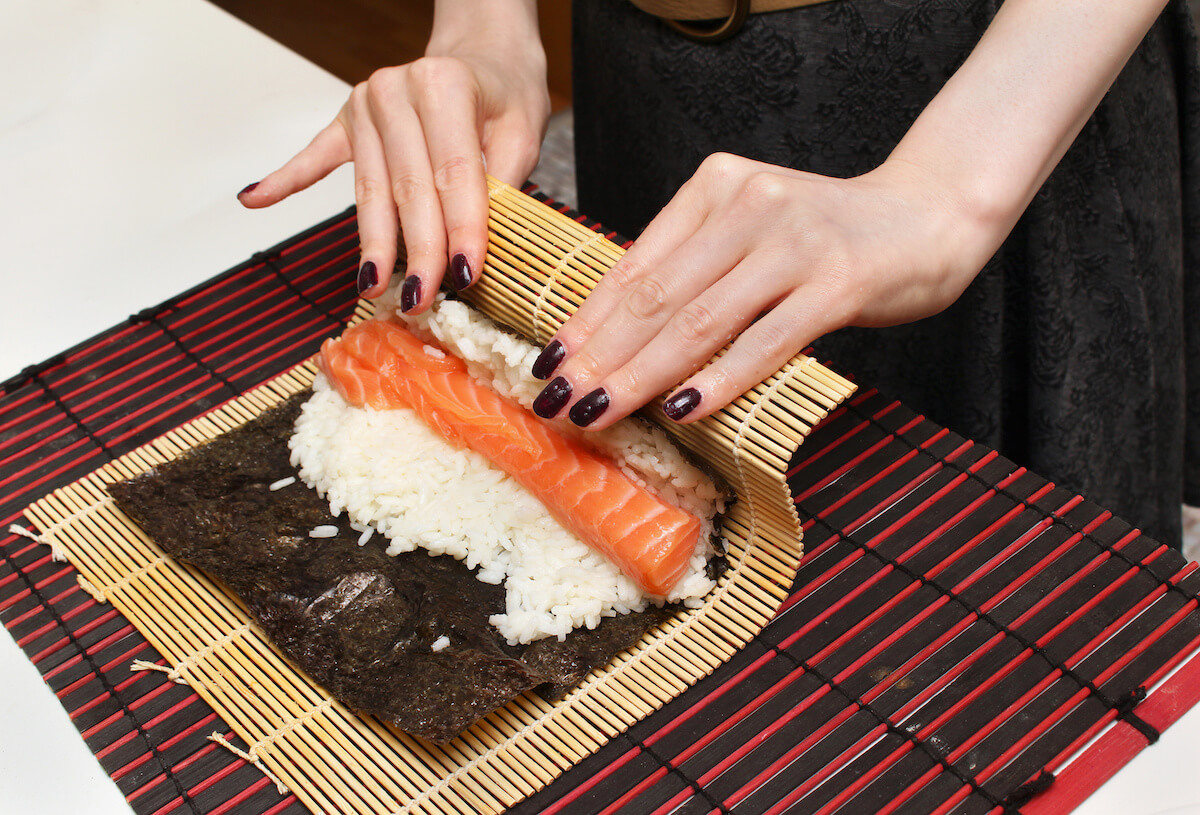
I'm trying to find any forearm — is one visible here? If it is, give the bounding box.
[890,0,1168,252]
[427,0,543,58]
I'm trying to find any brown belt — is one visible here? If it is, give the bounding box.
[628,0,833,42]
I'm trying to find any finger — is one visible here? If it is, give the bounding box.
[368,96,447,314]
[347,111,400,298]
[557,256,800,431]
[662,287,839,424]
[483,113,545,188]
[414,79,488,292]
[553,220,750,398]
[237,119,351,208]
[529,172,719,385]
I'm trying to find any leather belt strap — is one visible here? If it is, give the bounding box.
[629,0,832,42]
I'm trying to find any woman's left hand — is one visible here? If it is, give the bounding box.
[529,152,1002,430]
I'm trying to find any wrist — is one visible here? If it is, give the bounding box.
[427,0,543,60]
[868,154,1012,290]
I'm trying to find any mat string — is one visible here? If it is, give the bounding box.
[255,250,351,332]
[207,732,290,796]
[76,575,108,604]
[0,520,202,813]
[1003,769,1056,810]
[828,399,1179,740]
[128,622,257,686]
[2,354,65,395]
[532,232,606,345]
[70,555,168,604]
[129,658,189,684]
[728,373,795,586]
[134,311,242,397]
[843,396,1198,608]
[1114,686,1159,744]
[629,732,732,814]
[803,501,1165,769]
[208,698,335,795]
[21,496,116,546]
[29,370,117,460]
[756,634,1014,812]
[7,522,67,562]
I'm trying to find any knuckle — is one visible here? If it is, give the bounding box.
[433,154,476,192]
[672,301,719,345]
[390,172,427,208]
[626,278,669,322]
[603,261,641,292]
[407,56,441,84]
[364,67,400,106]
[409,56,467,95]
[700,151,740,182]
[741,172,787,208]
[354,175,385,206]
[753,320,795,361]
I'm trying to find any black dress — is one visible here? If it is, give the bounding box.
[571,0,1200,547]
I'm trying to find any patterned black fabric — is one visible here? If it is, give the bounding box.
[572,0,1200,547]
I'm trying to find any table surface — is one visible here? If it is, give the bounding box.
[0,2,1196,813]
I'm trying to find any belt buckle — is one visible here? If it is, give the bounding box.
[666,0,750,42]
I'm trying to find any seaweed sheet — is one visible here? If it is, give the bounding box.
[108,393,676,743]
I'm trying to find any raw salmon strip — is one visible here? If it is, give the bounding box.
[319,318,702,596]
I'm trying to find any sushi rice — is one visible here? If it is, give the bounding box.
[290,292,728,645]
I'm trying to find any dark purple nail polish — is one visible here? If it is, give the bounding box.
[357,261,378,295]
[531,340,565,380]
[663,387,701,421]
[238,182,259,197]
[533,376,571,418]
[569,387,610,427]
[400,275,422,312]
[448,253,473,291]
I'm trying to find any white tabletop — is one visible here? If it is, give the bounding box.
[0,2,1196,813]
[0,0,353,384]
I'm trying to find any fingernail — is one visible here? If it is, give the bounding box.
[400,275,422,312]
[448,253,473,291]
[533,376,571,418]
[531,340,565,380]
[238,182,259,197]
[663,387,701,421]
[569,387,610,427]
[357,261,378,295]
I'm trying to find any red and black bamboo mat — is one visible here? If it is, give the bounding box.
[3,204,1199,815]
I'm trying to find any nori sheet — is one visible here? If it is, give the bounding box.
[108,393,677,743]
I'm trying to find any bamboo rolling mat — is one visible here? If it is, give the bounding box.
[3,191,1200,814]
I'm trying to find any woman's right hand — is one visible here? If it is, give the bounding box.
[237,0,549,311]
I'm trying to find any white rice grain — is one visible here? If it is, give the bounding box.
[431,635,450,652]
[269,476,296,491]
[308,525,338,538]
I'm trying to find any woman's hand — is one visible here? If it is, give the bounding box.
[530,0,1168,431]
[237,0,549,311]
[529,153,1001,431]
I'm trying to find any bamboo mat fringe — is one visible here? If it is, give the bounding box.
[25,182,855,814]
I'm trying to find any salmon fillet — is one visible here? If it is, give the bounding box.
[319,319,702,596]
